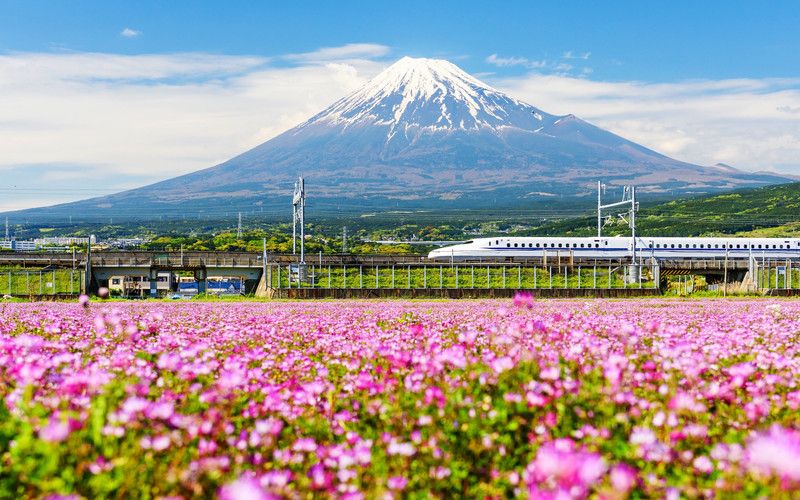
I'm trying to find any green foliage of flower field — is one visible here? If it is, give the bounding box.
[0,298,799,498]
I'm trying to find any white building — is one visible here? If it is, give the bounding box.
[34,236,96,246]
[0,240,39,251]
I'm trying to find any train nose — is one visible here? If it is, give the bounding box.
[427,248,444,259]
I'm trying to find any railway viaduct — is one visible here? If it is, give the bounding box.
[0,250,761,297]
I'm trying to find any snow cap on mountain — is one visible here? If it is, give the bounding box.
[303,56,554,138]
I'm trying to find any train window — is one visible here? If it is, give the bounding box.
[780,245,784,249]
[678,244,682,248]
[580,243,584,248]
[736,244,740,249]
[558,243,562,248]
[758,244,762,249]
[513,243,518,247]
[671,244,675,248]
[649,243,653,248]
[595,244,599,248]
[693,244,697,248]
[773,245,777,249]
[506,243,510,248]
[714,244,719,248]
[535,243,540,248]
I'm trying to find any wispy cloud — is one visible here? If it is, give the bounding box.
[120,27,141,38]
[485,54,546,69]
[486,52,588,76]
[284,43,390,63]
[562,51,591,60]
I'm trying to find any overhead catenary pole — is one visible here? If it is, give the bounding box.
[630,185,637,265]
[597,181,602,237]
[597,182,638,265]
[84,235,93,294]
[292,176,306,262]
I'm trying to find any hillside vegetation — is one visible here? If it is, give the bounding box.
[526,182,800,237]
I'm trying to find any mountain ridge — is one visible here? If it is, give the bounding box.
[6,56,793,220]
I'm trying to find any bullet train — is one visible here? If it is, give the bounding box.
[427,236,800,260]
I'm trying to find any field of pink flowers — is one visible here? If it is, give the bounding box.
[1,297,799,498]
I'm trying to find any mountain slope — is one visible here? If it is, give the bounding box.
[524,182,800,237]
[8,56,792,220]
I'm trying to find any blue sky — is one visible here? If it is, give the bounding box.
[2,1,800,210]
[3,1,799,81]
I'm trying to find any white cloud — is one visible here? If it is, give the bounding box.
[492,73,800,174]
[120,28,141,38]
[486,53,586,75]
[3,45,800,211]
[485,53,546,69]
[562,51,591,60]
[284,43,390,63]
[0,47,387,210]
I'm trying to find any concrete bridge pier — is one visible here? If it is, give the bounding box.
[149,268,159,298]
[194,268,207,294]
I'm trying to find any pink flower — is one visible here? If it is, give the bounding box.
[693,455,714,474]
[609,463,637,491]
[524,440,606,495]
[308,464,333,490]
[39,417,70,442]
[219,476,270,500]
[513,292,534,308]
[78,294,89,307]
[387,440,416,457]
[490,356,514,374]
[746,425,800,481]
[387,475,408,490]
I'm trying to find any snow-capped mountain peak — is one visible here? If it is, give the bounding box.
[303,56,554,139]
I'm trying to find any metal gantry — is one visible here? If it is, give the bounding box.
[597,181,639,280]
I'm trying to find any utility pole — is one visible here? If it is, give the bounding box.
[292,176,305,262]
[596,181,603,237]
[630,186,637,265]
[84,235,93,294]
[237,212,242,239]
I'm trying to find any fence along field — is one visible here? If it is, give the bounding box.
[0,268,81,296]
[268,262,657,290]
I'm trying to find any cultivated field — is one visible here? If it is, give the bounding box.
[1,298,798,498]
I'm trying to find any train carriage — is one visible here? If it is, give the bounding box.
[428,237,800,260]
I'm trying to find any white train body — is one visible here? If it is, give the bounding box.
[428,236,800,260]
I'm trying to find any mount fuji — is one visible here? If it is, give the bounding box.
[12,56,791,218]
